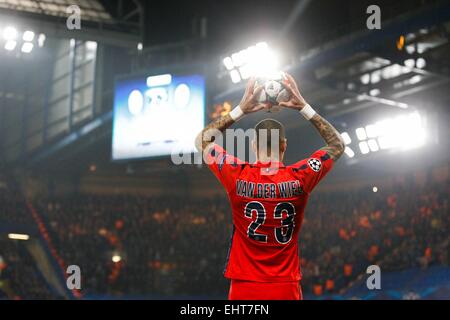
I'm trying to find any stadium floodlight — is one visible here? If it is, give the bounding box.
[344,146,355,158]
[404,58,415,68]
[38,33,46,47]
[367,139,379,152]
[223,56,234,70]
[341,132,352,145]
[355,127,367,141]
[229,69,241,83]
[23,30,35,41]
[408,75,422,85]
[3,26,17,40]
[370,70,381,84]
[377,136,393,150]
[112,254,122,263]
[365,124,379,138]
[21,42,33,53]
[223,42,280,83]
[359,141,370,154]
[8,233,30,240]
[416,58,426,69]
[4,40,17,51]
[360,73,370,85]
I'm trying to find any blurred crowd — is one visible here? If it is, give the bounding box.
[1,172,449,299]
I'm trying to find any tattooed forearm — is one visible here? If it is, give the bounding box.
[195,114,235,151]
[309,113,345,160]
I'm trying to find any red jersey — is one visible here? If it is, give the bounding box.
[206,144,334,282]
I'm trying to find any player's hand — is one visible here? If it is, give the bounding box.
[239,78,270,114]
[279,72,308,110]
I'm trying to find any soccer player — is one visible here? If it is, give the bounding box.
[195,74,345,300]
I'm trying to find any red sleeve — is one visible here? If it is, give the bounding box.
[205,144,246,190]
[292,149,334,194]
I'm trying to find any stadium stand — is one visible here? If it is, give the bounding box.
[14,163,446,299]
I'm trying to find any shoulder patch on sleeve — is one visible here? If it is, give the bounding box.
[307,158,322,172]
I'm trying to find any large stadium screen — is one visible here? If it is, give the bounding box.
[112,72,205,160]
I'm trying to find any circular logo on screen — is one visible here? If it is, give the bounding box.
[128,90,144,116]
[174,83,190,109]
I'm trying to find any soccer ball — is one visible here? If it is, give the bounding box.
[254,76,290,112]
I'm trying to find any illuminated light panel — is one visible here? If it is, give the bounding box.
[223,56,233,70]
[341,132,351,145]
[23,30,35,41]
[21,42,33,53]
[367,139,379,152]
[38,33,46,47]
[8,233,29,240]
[365,124,379,138]
[355,127,367,141]
[359,141,370,154]
[416,58,426,69]
[369,88,380,96]
[4,40,17,51]
[3,26,17,40]
[230,69,241,83]
[344,147,355,158]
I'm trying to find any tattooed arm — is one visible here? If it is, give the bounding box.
[195,78,267,152]
[309,113,345,160]
[279,73,345,161]
[195,114,235,152]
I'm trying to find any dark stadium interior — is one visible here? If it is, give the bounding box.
[0,0,449,300]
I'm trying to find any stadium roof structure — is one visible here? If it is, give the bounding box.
[0,0,142,47]
[0,0,113,23]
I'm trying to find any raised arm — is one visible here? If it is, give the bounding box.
[195,114,235,152]
[195,78,267,152]
[279,73,345,161]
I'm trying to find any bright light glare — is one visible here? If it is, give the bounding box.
[4,40,16,51]
[359,141,370,154]
[375,112,426,150]
[355,127,367,141]
[38,33,46,47]
[367,139,379,152]
[404,59,415,68]
[223,56,234,70]
[365,124,379,138]
[369,88,380,96]
[230,69,241,83]
[341,132,352,145]
[23,30,35,41]
[225,42,280,83]
[21,42,33,53]
[360,73,370,85]
[416,58,426,69]
[112,254,122,263]
[344,147,355,158]
[373,186,378,193]
[3,26,17,40]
